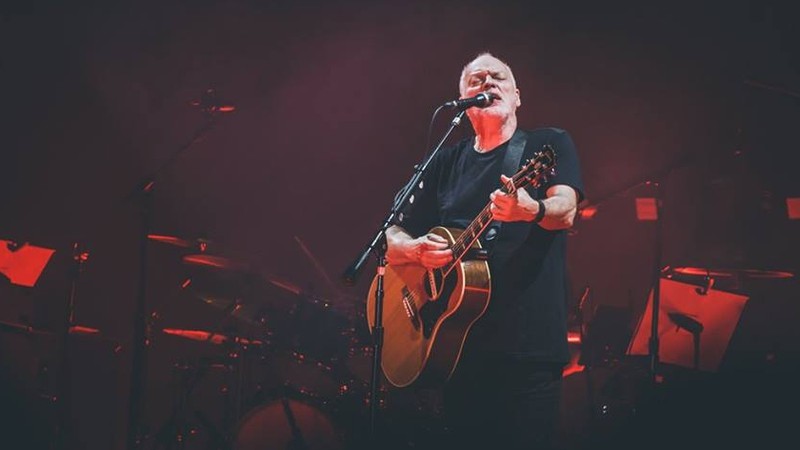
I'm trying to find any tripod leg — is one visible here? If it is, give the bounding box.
[193,410,231,450]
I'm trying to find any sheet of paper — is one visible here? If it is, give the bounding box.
[0,240,56,287]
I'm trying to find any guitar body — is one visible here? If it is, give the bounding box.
[366,226,491,388]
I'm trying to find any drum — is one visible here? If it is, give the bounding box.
[268,351,346,401]
[268,296,353,364]
[234,397,344,450]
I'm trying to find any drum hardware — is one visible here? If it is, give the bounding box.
[149,358,233,450]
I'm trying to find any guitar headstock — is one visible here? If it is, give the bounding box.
[507,144,556,192]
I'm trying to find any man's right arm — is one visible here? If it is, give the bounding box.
[386,225,453,269]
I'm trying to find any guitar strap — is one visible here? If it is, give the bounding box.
[501,129,529,189]
[482,129,528,249]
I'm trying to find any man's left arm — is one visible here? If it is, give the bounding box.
[490,179,578,230]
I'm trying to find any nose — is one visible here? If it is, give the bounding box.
[482,74,498,90]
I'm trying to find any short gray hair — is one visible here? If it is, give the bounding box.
[459,52,517,95]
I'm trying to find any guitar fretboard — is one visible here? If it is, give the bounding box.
[439,147,554,278]
[441,181,518,277]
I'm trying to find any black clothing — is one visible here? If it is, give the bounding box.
[394,126,584,449]
[396,127,585,363]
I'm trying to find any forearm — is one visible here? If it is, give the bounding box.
[386,225,419,265]
[537,193,577,230]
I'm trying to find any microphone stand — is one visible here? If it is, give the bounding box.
[648,180,663,384]
[123,98,226,450]
[341,109,466,446]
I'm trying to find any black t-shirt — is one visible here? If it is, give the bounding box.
[394,127,584,364]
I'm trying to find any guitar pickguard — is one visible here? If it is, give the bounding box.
[418,271,457,338]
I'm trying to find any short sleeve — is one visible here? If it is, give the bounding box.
[544,129,585,203]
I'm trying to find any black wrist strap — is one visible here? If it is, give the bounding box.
[533,198,546,223]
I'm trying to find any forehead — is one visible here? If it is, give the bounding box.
[463,56,511,77]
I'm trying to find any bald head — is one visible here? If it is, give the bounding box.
[459,52,518,97]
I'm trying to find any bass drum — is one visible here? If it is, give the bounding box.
[234,397,344,450]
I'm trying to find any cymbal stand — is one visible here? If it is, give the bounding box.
[341,109,466,446]
[201,299,261,446]
[53,241,90,449]
[123,92,227,450]
[150,360,195,450]
[150,357,230,450]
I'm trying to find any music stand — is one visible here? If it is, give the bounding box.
[0,240,55,287]
[627,278,749,372]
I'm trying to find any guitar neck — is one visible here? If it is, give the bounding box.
[442,183,518,276]
[439,144,555,277]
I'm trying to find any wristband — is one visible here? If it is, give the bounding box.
[533,198,546,223]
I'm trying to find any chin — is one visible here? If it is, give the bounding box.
[473,106,510,120]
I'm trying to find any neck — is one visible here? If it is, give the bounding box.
[472,115,517,152]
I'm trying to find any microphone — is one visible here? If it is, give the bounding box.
[443,92,495,110]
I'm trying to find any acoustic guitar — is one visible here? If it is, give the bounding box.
[366,145,556,387]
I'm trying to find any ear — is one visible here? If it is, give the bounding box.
[515,88,522,107]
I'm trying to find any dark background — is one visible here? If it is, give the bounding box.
[2,1,799,449]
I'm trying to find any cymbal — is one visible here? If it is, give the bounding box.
[148,234,213,251]
[264,275,360,317]
[672,266,794,280]
[193,291,273,326]
[69,325,102,335]
[162,328,263,346]
[0,319,103,337]
[263,274,302,296]
[183,254,249,272]
[0,319,46,336]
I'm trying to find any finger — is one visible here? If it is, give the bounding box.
[422,249,452,261]
[423,254,453,266]
[492,210,508,221]
[492,195,513,209]
[425,233,449,244]
[500,174,512,184]
[428,242,450,251]
[516,187,533,202]
[420,252,453,269]
[491,188,506,198]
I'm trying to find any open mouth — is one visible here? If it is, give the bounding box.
[486,91,502,103]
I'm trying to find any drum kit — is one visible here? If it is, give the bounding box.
[141,233,412,450]
[1,232,435,450]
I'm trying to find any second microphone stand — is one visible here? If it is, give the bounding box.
[124,95,226,450]
[341,109,466,446]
